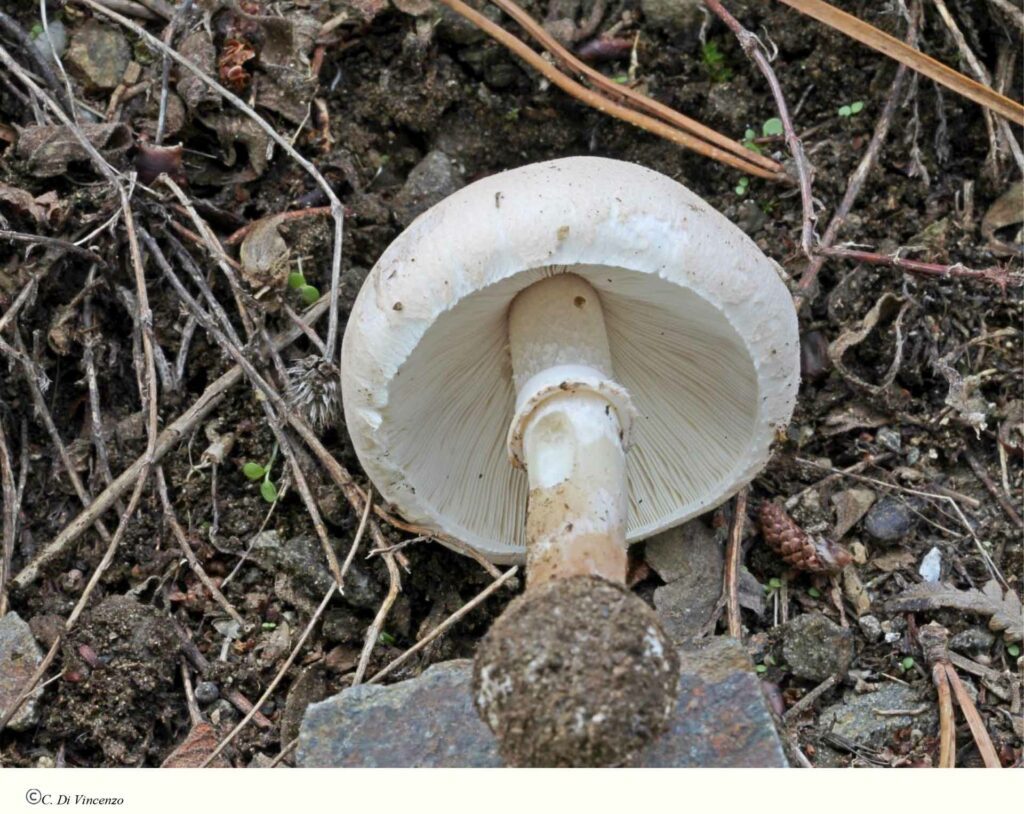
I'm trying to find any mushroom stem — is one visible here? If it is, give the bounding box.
[508,273,634,587]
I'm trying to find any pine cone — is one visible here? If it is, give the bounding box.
[758,502,852,574]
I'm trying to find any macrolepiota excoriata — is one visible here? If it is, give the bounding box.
[340,157,800,766]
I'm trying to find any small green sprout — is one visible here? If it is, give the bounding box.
[900,656,916,671]
[1007,643,1021,658]
[807,586,822,598]
[261,622,277,631]
[755,663,768,674]
[768,577,783,590]
[838,101,865,118]
[762,117,783,137]
[378,631,397,646]
[242,444,280,504]
[734,176,750,197]
[287,269,321,305]
[741,128,762,155]
[242,461,266,480]
[701,40,733,83]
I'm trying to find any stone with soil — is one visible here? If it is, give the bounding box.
[781,611,854,681]
[391,150,466,226]
[65,20,130,92]
[818,683,937,749]
[0,612,45,731]
[862,497,915,542]
[297,636,787,767]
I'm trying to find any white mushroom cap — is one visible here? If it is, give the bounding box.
[341,157,799,564]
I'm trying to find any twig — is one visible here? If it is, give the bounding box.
[784,673,839,722]
[1,230,109,266]
[0,418,17,617]
[201,582,339,766]
[775,0,1024,125]
[821,247,1018,290]
[0,10,73,115]
[434,0,782,180]
[725,488,747,639]
[795,2,920,305]
[931,0,1024,174]
[156,467,246,628]
[12,300,329,590]
[704,0,816,255]
[965,451,1023,529]
[489,0,780,175]
[269,738,299,767]
[944,665,1001,768]
[77,0,346,365]
[933,661,955,767]
[180,658,203,727]
[368,566,519,684]
[174,622,273,729]
[156,0,194,145]
[340,487,374,591]
[223,207,333,246]
[351,552,401,686]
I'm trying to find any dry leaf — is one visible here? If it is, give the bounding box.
[831,488,875,539]
[871,549,915,572]
[981,181,1023,257]
[15,123,132,178]
[828,293,911,396]
[240,214,289,290]
[886,580,1022,642]
[161,722,229,767]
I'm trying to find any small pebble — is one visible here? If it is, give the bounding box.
[858,615,883,643]
[876,427,902,452]
[949,628,995,655]
[918,546,942,582]
[863,497,914,542]
[194,681,219,705]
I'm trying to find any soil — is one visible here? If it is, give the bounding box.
[0,0,1021,768]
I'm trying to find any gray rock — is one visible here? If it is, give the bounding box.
[298,638,787,767]
[782,612,854,681]
[736,200,767,235]
[0,612,45,731]
[651,519,724,642]
[863,497,915,542]
[641,0,704,34]
[645,518,720,583]
[65,20,130,92]
[949,627,995,655]
[392,151,466,227]
[819,683,937,749]
[250,531,381,610]
[857,614,883,643]
[194,681,219,706]
[299,660,503,767]
[32,20,67,60]
[876,427,902,452]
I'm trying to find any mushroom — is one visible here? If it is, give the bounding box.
[340,157,800,766]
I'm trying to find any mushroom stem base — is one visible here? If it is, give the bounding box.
[522,391,628,587]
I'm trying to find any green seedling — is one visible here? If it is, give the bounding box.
[378,631,397,646]
[755,664,768,674]
[900,656,916,671]
[287,269,321,305]
[242,443,280,504]
[734,176,750,197]
[807,586,822,598]
[701,40,733,83]
[1007,643,1020,658]
[838,101,865,118]
[261,622,277,631]
[762,117,784,137]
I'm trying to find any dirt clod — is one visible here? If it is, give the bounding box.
[472,576,679,767]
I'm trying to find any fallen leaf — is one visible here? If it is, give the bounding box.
[239,214,289,290]
[831,488,875,539]
[15,123,132,178]
[981,181,1023,257]
[871,549,915,572]
[886,580,1022,642]
[828,293,911,396]
[161,722,229,767]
